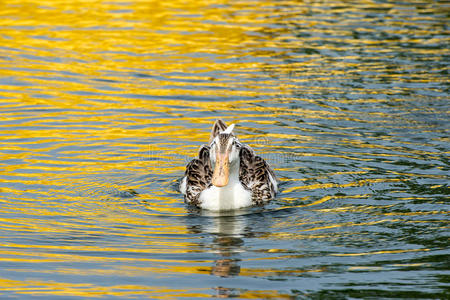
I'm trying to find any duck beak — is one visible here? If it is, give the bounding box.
[212,150,230,187]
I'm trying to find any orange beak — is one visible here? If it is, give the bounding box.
[212,151,230,187]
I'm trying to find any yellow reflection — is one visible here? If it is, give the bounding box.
[0,277,210,298]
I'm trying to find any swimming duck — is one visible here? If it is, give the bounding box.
[180,119,278,211]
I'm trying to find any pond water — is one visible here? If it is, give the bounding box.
[0,0,449,298]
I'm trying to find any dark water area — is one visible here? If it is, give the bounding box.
[0,0,448,298]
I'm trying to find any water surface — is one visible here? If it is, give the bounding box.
[0,0,449,298]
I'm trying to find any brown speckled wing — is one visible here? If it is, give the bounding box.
[239,145,276,204]
[184,145,212,206]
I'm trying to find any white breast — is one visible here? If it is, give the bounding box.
[199,178,252,211]
[179,176,187,194]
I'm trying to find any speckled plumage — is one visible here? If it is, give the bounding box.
[180,120,278,210]
[182,145,212,206]
[239,145,277,205]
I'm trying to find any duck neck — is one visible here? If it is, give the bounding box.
[226,159,240,184]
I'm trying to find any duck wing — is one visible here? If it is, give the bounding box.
[183,145,212,206]
[239,145,277,204]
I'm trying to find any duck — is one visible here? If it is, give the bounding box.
[180,119,278,211]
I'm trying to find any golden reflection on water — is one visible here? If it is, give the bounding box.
[0,277,212,299]
[0,0,448,298]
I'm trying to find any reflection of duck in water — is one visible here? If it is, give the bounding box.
[185,209,272,297]
[210,235,242,278]
[180,119,278,211]
[186,211,248,278]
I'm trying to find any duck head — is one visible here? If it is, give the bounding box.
[209,120,241,187]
